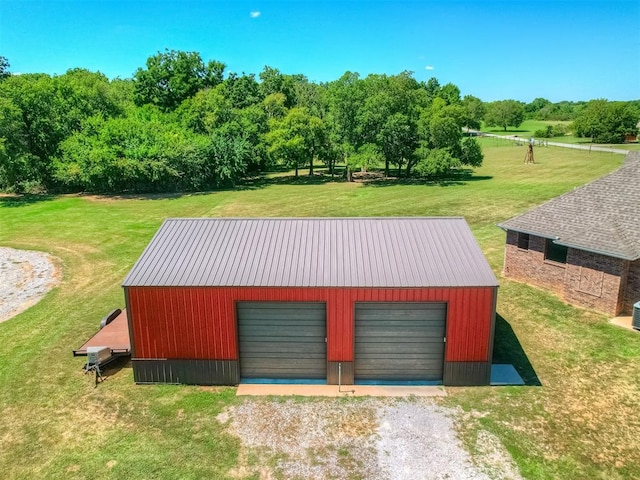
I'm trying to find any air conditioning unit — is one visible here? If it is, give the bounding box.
[86,346,111,367]
[633,301,640,331]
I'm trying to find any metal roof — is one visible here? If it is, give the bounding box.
[123,217,498,288]
[498,152,640,261]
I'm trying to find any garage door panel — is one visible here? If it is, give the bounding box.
[357,304,444,314]
[240,346,326,357]
[356,319,445,326]
[237,302,326,379]
[357,312,443,321]
[355,302,446,382]
[356,340,444,358]
[239,330,325,340]
[239,317,325,325]
[356,351,444,359]
[356,325,444,341]
[358,330,444,344]
[244,362,326,379]
[240,340,326,349]
[240,359,326,369]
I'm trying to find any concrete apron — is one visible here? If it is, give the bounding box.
[236,384,447,397]
[610,316,636,332]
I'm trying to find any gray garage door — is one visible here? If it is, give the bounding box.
[237,302,326,380]
[355,302,446,382]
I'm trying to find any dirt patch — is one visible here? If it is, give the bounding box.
[0,247,60,323]
[218,398,522,480]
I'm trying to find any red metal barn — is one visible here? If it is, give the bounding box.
[123,218,498,386]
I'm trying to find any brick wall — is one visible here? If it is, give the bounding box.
[623,259,640,314]
[503,231,629,315]
[563,249,626,315]
[503,231,566,293]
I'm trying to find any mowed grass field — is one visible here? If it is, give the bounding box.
[482,120,640,151]
[1,144,639,479]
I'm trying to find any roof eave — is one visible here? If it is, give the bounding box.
[496,223,558,240]
[498,224,638,261]
[552,241,637,262]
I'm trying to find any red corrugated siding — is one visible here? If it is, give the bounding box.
[126,286,496,363]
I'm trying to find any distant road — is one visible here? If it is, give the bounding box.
[466,129,630,155]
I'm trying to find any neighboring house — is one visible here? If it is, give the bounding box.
[498,152,640,316]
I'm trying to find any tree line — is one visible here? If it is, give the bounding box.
[0,51,637,193]
[484,97,639,142]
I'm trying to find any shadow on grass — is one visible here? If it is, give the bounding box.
[362,169,493,188]
[493,313,542,386]
[101,356,132,378]
[484,129,531,134]
[237,171,345,190]
[80,191,217,202]
[0,194,58,208]
[1,167,493,201]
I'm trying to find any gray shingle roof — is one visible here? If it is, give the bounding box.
[123,217,498,288]
[498,152,640,260]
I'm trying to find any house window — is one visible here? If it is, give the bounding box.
[545,239,568,264]
[517,233,530,250]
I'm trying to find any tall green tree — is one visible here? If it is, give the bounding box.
[263,93,287,120]
[423,77,441,102]
[222,72,262,109]
[326,71,365,152]
[460,95,485,130]
[133,50,225,111]
[345,143,383,176]
[0,70,123,191]
[412,90,484,177]
[525,97,552,118]
[258,66,302,108]
[0,56,10,80]
[0,74,67,191]
[438,83,461,106]
[266,107,326,176]
[484,100,525,131]
[57,69,122,130]
[356,72,422,176]
[177,85,233,134]
[377,112,417,176]
[573,99,639,143]
[204,132,252,186]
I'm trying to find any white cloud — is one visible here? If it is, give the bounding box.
[250,11,261,18]
[425,65,434,70]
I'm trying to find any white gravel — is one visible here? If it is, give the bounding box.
[376,402,491,479]
[0,246,59,323]
[218,398,522,480]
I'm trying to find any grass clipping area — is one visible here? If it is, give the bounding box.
[0,144,639,479]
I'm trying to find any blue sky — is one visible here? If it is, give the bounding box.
[1,0,638,102]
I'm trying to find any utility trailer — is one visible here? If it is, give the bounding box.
[73,308,131,366]
[74,308,131,386]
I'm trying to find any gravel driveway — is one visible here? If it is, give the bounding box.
[0,247,59,323]
[218,398,522,480]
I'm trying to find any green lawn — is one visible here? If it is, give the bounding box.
[1,145,639,479]
[481,120,640,151]
[481,119,571,137]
